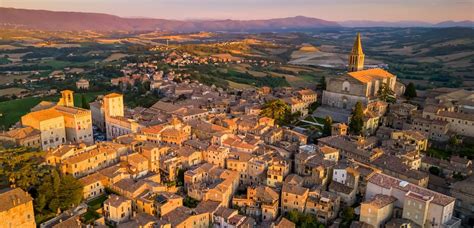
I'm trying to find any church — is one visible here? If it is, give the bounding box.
[321,33,405,111]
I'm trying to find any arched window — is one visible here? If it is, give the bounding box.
[342,81,350,92]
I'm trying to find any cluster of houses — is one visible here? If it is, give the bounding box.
[0,34,473,228]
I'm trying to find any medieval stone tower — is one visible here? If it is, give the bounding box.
[348,33,365,72]
[59,90,74,107]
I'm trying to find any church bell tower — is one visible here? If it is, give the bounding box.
[348,33,365,72]
[60,90,75,107]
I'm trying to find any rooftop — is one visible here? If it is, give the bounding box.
[363,194,397,208]
[347,68,395,84]
[0,188,33,212]
[368,173,455,206]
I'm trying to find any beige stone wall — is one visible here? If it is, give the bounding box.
[32,116,66,150]
[402,197,430,227]
[82,181,105,200]
[159,198,183,216]
[360,203,393,227]
[104,95,124,117]
[105,200,132,224]
[176,213,209,228]
[326,76,368,97]
[0,201,36,228]
[62,111,94,144]
[322,91,369,110]
[281,190,308,213]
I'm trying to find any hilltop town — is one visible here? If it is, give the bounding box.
[0,33,473,228]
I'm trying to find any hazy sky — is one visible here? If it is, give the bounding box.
[2,0,473,22]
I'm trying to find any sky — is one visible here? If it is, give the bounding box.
[2,0,473,22]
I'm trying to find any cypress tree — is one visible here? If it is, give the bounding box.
[81,94,90,109]
[404,82,417,99]
[349,101,364,135]
[323,115,333,136]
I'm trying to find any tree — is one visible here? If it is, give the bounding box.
[51,169,61,194]
[319,76,326,90]
[349,102,364,135]
[0,147,83,223]
[341,207,356,228]
[285,210,324,228]
[81,94,90,109]
[377,82,396,103]
[260,99,291,125]
[449,135,462,147]
[323,116,333,136]
[287,210,300,224]
[57,175,83,209]
[404,82,417,99]
[429,166,441,176]
[34,194,47,212]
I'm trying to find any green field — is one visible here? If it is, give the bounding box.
[40,60,97,70]
[0,92,105,129]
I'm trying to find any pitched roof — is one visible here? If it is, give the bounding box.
[104,194,130,208]
[274,217,296,228]
[79,172,107,186]
[0,188,33,212]
[282,183,308,196]
[0,127,40,139]
[347,68,395,84]
[368,173,455,206]
[363,194,397,208]
[23,108,63,122]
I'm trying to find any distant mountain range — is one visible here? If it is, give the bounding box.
[0,7,472,32]
[340,20,474,28]
[0,7,340,32]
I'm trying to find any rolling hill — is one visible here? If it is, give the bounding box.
[0,7,341,32]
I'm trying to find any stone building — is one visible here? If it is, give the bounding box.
[320,33,404,122]
[21,90,93,150]
[0,126,41,148]
[359,194,397,227]
[0,188,36,228]
[76,78,90,90]
[104,194,133,225]
[21,108,66,150]
[366,173,460,228]
[450,176,474,226]
[281,183,309,213]
[232,185,280,222]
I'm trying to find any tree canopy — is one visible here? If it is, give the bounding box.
[319,76,327,90]
[377,82,396,103]
[323,115,333,136]
[0,146,83,223]
[260,99,291,125]
[81,94,90,109]
[285,210,325,228]
[404,82,417,99]
[349,101,364,135]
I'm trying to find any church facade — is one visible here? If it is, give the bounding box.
[322,33,404,110]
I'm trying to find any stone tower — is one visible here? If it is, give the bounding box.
[103,93,124,117]
[60,90,74,107]
[348,33,365,72]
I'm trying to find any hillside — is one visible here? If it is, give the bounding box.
[0,7,340,32]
